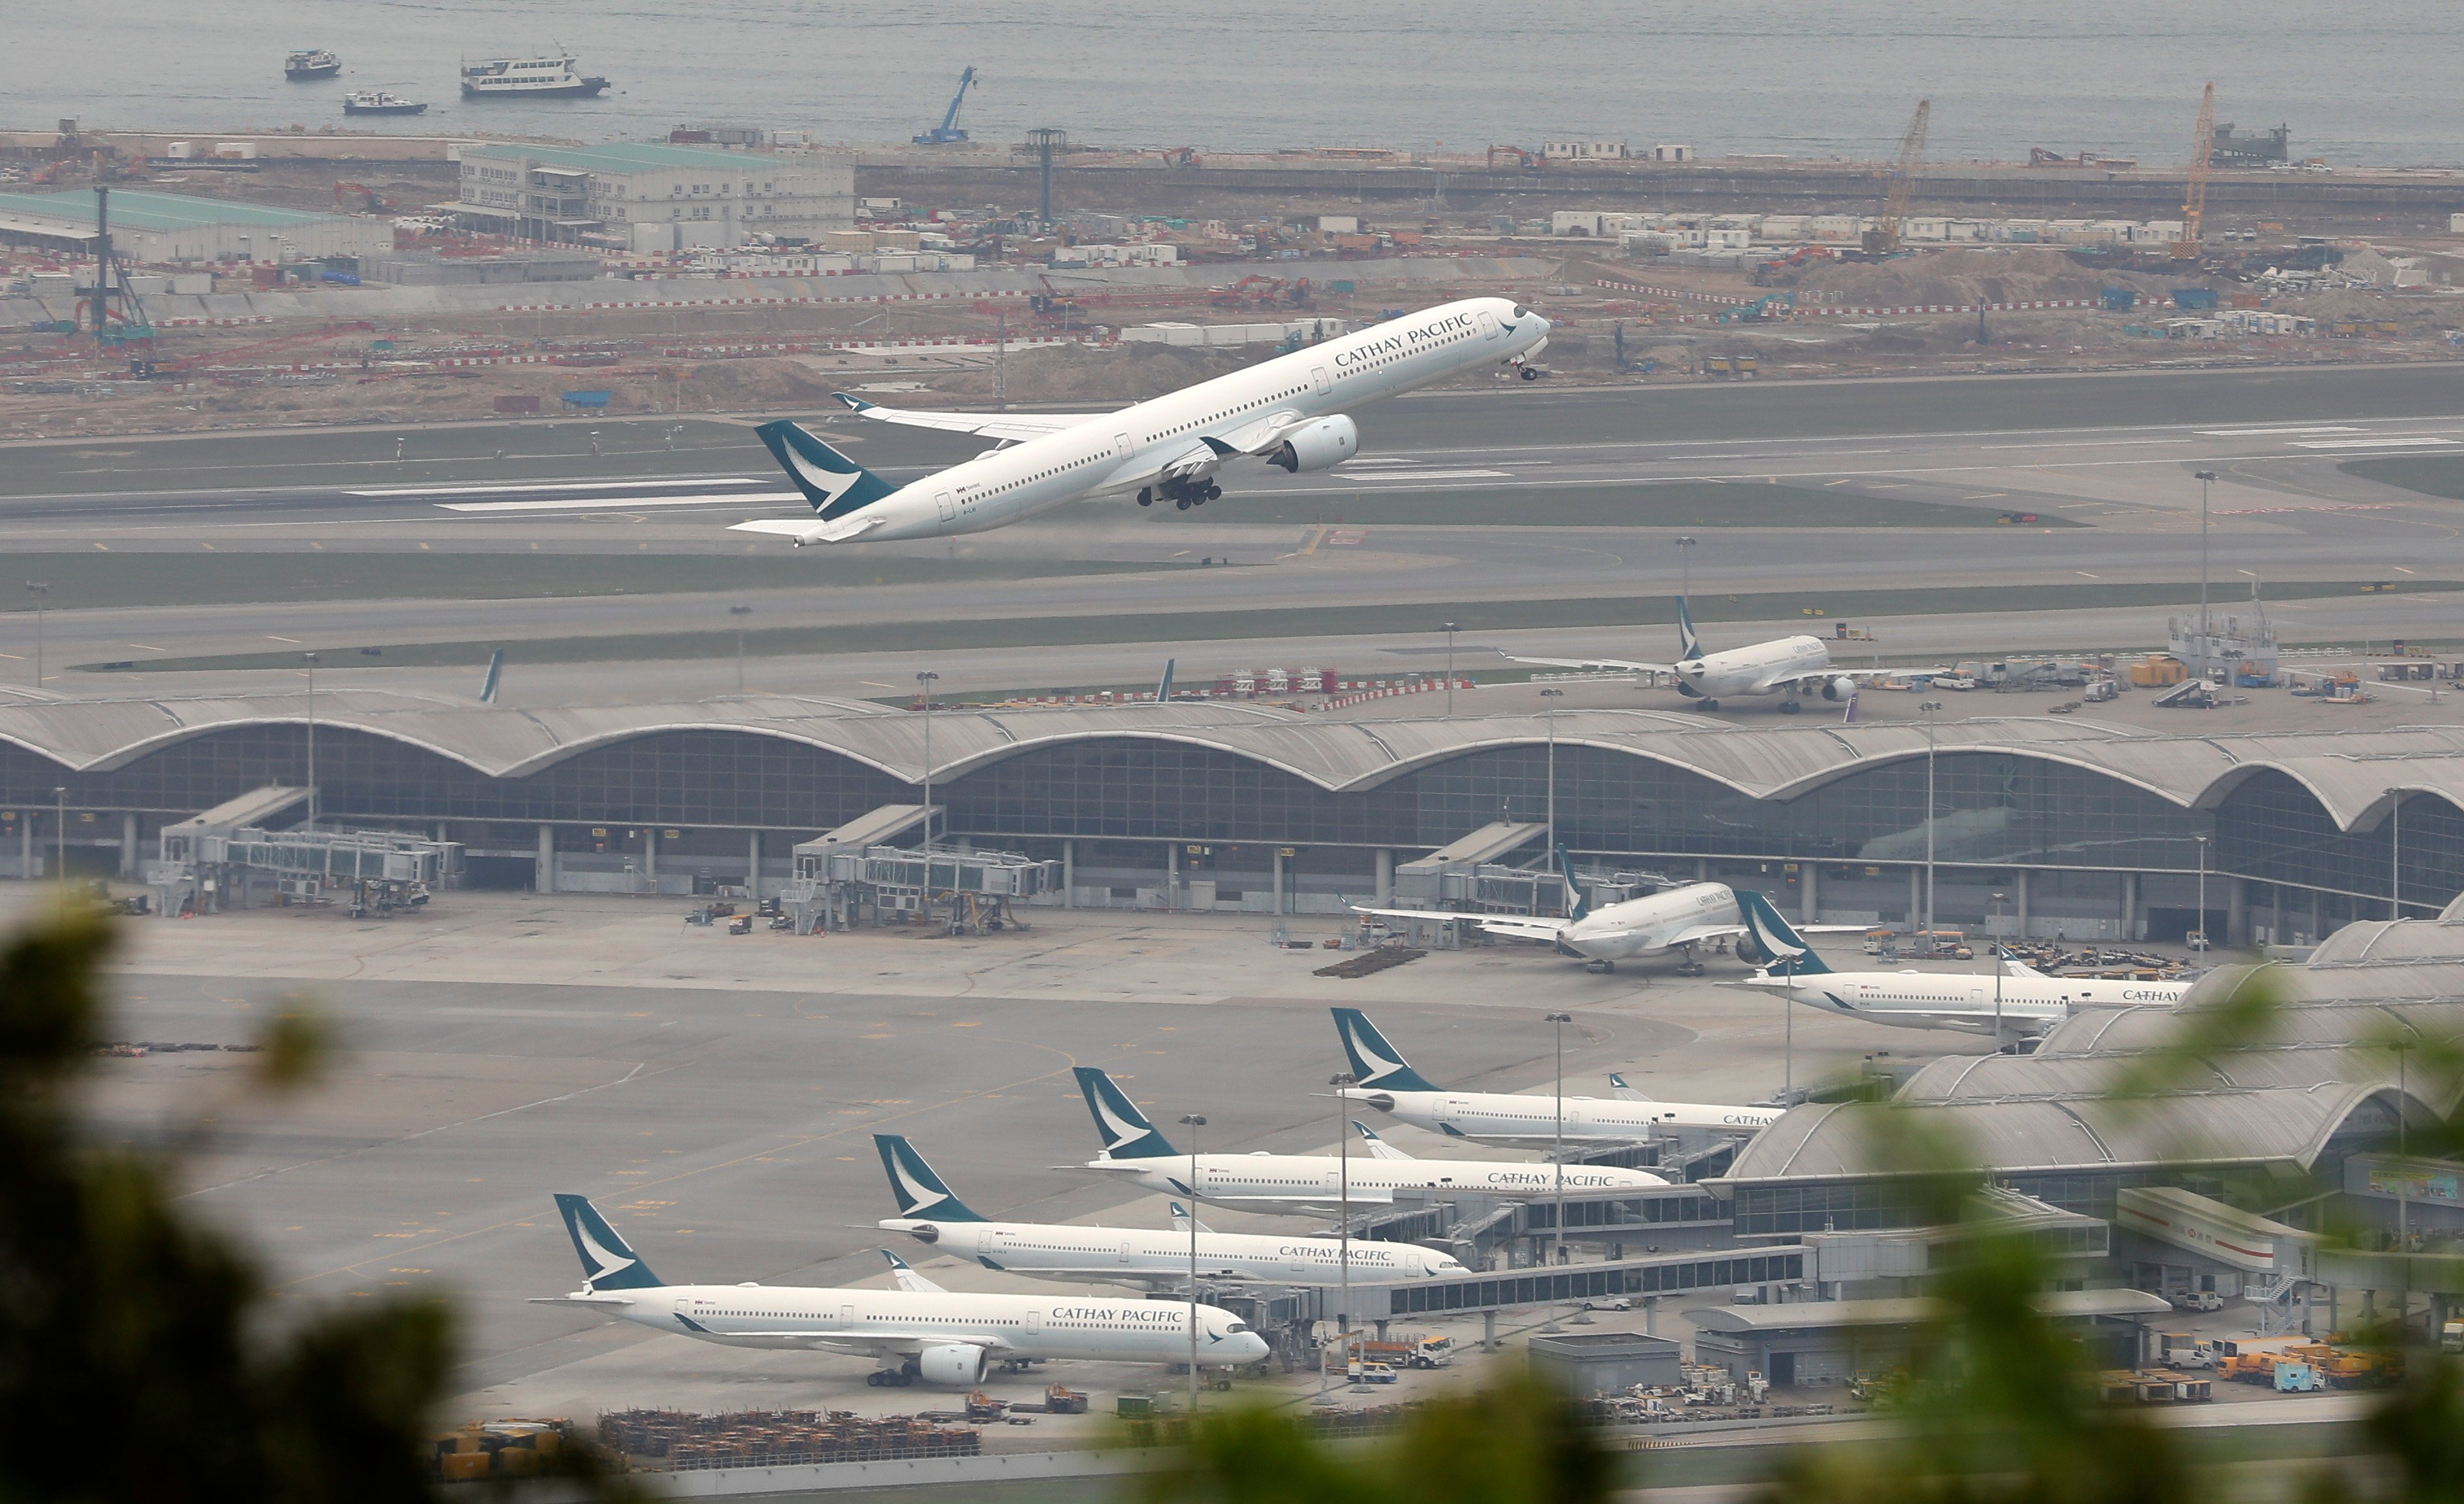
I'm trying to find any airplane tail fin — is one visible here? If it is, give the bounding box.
[1734,890,1833,976]
[755,420,900,520]
[1072,1067,1180,1159]
[1676,594,1704,662]
[1999,948,2043,979]
[1608,1071,1651,1103]
[553,1193,664,1291]
[479,648,503,704]
[1557,843,1591,922]
[1331,1009,1438,1092]
[1168,1200,1216,1236]
[1155,658,1175,704]
[873,1135,988,1222]
[1352,1120,1414,1160]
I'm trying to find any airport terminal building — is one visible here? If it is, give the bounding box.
[3,694,2461,941]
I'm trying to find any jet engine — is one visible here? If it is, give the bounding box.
[906,1223,941,1244]
[1268,415,1359,473]
[1735,934,1770,966]
[915,1343,989,1387]
[1820,676,1858,702]
[1360,1092,1397,1112]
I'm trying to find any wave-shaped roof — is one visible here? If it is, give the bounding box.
[2,691,2461,831]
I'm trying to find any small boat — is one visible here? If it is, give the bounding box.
[459,51,610,99]
[343,90,429,116]
[285,49,342,80]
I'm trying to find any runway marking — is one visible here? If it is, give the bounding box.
[2195,425,2364,436]
[2288,436,2456,450]
[266,635,300,644]
[348,477,763,497]
[1336,468,1509,482]
[1977,438,2192,451]
[1340,457,1420,467]
[128,643,166,652]
[438,491,804,513]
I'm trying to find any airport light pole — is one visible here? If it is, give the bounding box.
[1674,535,1697,603]
[52,785,66,884]
[25,581,47,689]
[730,604,753,695]
[302,652,319,832]
[1540,687,1564,868]
[1546,1013,1572,1279]
[915,671,939,860]
[2193,834,2210,951]
[1178,1113,1206,1414]
[2193,470,2217,671]
[1920,700,1943,949]
[1443,621,1458,718]
[1990,890,2007,1042]
[1329,1070,1355,1390]
[2392,795,2404,920]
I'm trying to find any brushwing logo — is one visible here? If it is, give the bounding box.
[782,446,867,508]
[575,1223,637,1285]
[888,1153,950,1215]
[1340,1014,1410,1084]
[1093,1090,1152,1151]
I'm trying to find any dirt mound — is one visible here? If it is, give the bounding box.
[1789,246,2181,306]
[929,342,1262,404]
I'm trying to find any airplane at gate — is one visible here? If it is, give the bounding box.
[1724,890,2193,1042]
[731,296,1550,544]
[1512,596,1938,715]
[1067,1067,1666,1205]
[1328,1009,1780,1141]
[871,1134,1467,1286]
[530,1193,1266,1388]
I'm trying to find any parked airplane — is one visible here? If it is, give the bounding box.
[1067,1067,1666,1204]
[1725,890,2193,1041]
[530,1193,1267,1387]
[1329,1009,1780,1139]
[871,1134,1467,1286]
[729,296,1550,545]
[1512,597,1931,713]
[1354,845,1861,973]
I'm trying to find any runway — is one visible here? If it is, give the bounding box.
[2,365,2460,703]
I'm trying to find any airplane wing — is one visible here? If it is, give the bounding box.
[833,392,1112,443]
[979,1258,1242,1282]
[1350,905,1570,945]
[674,1318,1008,1356]
[727,514,888,545]
[1207,411,1318,457]
[1211,1189,1396,1206]
[1665,923,1748,948]
[1506,654,1676,674]
[528,1293,638,1309]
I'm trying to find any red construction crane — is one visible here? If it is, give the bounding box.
[1863,101,1931,254]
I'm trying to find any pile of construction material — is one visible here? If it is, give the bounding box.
[429,1419,574,1483]
[595,1409,980,1472]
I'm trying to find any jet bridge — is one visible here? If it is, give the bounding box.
[149,786,458,918]
[786,815,1061,935]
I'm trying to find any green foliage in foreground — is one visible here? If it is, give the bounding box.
[0,903,633,1501]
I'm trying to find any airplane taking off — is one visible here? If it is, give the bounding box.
[872,1135,1467,1286]
[1353,845,1863,974]
[730,296,1550,545]
[1512,597,1935,714]
[530,1193,1266,1388]
[1069,1067,1666,1204]
[1329,1009,1780,1140]
[1724,891,2193,1042]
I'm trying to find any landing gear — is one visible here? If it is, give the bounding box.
[1779,700,1803,715]
[1176,496,1192,510]
[1674,942,1706,978]
[1585,959,1617,975]
[867,1365,919,1387]
[1137,488,1154,507]
[1697,698,1721,712]
[1521,366,1540,381]
[1160,477,1219,511]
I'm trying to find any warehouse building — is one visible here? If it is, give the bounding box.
[443,141,854,252]
[0,695,2458,927]
[0,187,394,264]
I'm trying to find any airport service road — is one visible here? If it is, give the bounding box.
[53,891,1924,1400]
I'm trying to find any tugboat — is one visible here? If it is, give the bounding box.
[459,51,610,99]
[285,48,342,80]
[343,90,429,116]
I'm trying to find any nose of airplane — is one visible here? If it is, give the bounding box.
[1234,1331,1271,1361]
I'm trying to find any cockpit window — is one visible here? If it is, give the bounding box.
[1511,305,1530,320]
[1226,1322,1250,1333]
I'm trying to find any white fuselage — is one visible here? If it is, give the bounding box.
[829,297,1547,541]
[1680,636,1836,700]
[586,1281,1266,1367]
[1087,1151,1664,1204]
[1735,969,2192,1035]
[878,1218,1466,1285]
[1556,882,1742,961]
[1341,1088,1780,1142]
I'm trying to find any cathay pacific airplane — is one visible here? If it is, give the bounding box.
[1724,890,2192,1042]
[872,1135,1466,1287]
[1512,597,1939,715]
[730,296,1550,545]
[1067,1067,1665,1206]
[530,1193,1266,1388]
[1328,1009,1780,1141]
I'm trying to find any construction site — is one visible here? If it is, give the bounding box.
[5,79,2464,440]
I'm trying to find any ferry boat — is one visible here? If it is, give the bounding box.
[459,53,610,99]
[284,49,342,80]
[343,90,429,116]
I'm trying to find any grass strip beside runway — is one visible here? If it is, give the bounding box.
[0,553,1178,611]
[2343,456,2464,502]
[78,579,2462,674]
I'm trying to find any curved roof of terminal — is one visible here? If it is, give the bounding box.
[6,692,2464,831]
[1721,900,2464,1189]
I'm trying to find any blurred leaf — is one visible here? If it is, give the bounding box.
[254,999,336,1093]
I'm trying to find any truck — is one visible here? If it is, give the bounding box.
[1360,1334,1454,1369]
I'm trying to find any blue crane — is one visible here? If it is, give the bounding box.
[913,67,978,146]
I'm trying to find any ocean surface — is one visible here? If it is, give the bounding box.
[10,1,2460,167]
